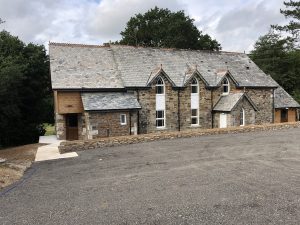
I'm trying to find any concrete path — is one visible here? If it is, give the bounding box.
[35,135,78,162]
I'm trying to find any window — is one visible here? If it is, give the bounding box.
[240,108,245,126]
[156,77,164,94]
[120,114,127,125]
[191,78,198,93]
[222,78,230,95]
[156,110,165,127]
[191,109,199,125]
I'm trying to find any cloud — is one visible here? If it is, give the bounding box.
[0,0,287,52]
[86,0,185,41]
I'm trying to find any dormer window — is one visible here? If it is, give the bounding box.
[222,78,230,95]
[156,77,164,94]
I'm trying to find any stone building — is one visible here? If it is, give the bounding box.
[49,43,300,140]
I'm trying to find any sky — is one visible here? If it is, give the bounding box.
[0,0,287,52]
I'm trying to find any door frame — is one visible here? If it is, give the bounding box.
[66,114,79,140]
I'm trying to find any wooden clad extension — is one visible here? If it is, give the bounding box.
[275,108,297,123]
[55,91,84,114]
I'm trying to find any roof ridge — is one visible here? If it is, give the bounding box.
[110,44,246,55]
[49,42,109,48]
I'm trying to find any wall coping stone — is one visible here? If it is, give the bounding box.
[59,122,300,153]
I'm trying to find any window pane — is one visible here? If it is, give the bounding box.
[223,85,228,93]
[156,110,164,119]
[156,85,164,94]
[191,118,198,124]
[156,119,164,127]
[192,85,198,93]
[191,109,198,116]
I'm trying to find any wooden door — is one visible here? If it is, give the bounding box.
[281,109,288,123]
[66,114,78,140]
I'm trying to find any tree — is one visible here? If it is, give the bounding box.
[272,0,300,47]
[0,31,52,147]
[118,7,221,51]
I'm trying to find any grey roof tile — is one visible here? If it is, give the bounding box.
[81,92,141,111]
[50,43,278,89]
[213,92,258,112]
[274,86,300,108]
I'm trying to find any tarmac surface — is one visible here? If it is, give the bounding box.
[1,128,300,225]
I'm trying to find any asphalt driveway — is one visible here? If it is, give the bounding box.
[1,128,300,225]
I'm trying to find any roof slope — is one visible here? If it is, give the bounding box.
[81,92,141,111]
[213,92,258,112]
[274,86,300,108]
[50,43,277,89]
[50,43,124,89]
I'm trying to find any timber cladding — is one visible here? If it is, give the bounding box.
[56,92,84,114]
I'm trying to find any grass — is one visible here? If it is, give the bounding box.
[44,123,55,136]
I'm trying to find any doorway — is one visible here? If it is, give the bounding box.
[66,114,78,140]
[281,109,288,123]
[220,113,227,128]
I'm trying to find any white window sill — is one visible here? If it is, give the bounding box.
[221,93,229,96]
[190,124,200,127]
[156,127,167,130]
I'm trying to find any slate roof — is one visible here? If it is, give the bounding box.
[274,86,300,108]
[213,92,258,112]
[81,92,141,111]
[49,43,278,89]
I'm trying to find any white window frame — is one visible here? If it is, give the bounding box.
[191,77,198,94]
[120,114,127,125]
[191,78,199,126]
[156,77,165,95]
[191,108,199,126]
[240,108,245,126]
[156,110,165,128]
[222,77,230,95]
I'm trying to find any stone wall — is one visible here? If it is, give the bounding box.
[59,122,300,153]
[245,88,274,124]
[230,97,256,127]
[85,111,138,139]
[55,113,66,140]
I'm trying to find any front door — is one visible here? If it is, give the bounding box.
[220,113,227,128]
[66,114,78,140]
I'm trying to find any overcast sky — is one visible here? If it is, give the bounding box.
[0,0,287,52]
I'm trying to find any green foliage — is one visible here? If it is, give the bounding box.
[0,31,52,147]
[118,7,221,51]
[251,1,300,104]
[272,0,300,46]
[250,32,300,103]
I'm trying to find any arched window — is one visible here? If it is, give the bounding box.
[191,78,198,93]
[240,108,245,126]
[222,78,230,95]
[156,77,164,94]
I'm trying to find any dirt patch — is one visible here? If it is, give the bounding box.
[0,143,44,190]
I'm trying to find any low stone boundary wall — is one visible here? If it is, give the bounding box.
[59,122,300,153]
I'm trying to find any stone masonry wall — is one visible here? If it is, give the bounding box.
[59,122,300,153]
[85,111,138,139]
[230,97,256,127]
[55,113,66,140]
[245,88,274,124]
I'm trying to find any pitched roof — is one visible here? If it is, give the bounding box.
[274,86,300,108]
[81,92,141,111]
[49,43,124,89]
[213,92,258,112]
[49,43,278,89]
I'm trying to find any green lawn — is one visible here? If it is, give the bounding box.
[44,123,55,136]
